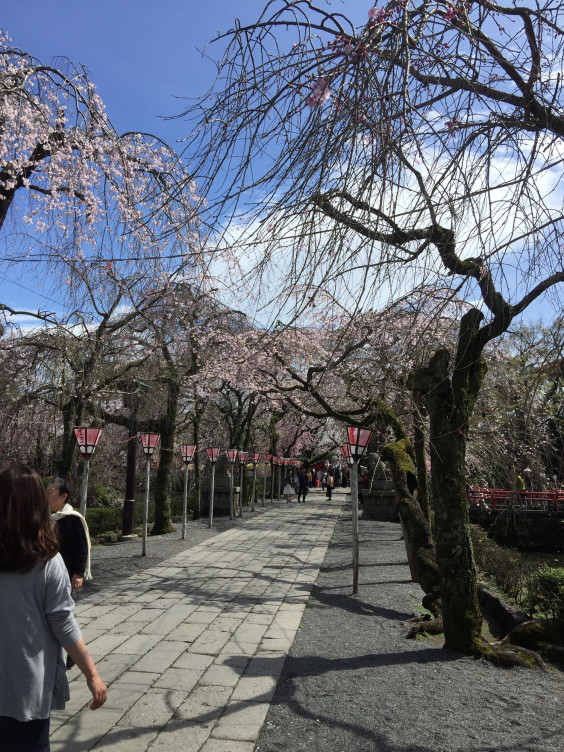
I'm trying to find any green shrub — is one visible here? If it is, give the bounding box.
[526,567,564,621]
[85,504,153,537]
[469,525,531,603]
[85,507,124,536]
[88,484,122,508]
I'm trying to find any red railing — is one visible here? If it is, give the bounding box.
[468,488,563,512]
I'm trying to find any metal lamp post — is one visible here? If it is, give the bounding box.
[179,444,197,540]
[73,427,103,517]
[250,452,260,512]
[345,426,374,594]
[238,451,249,516]
[226,449,238,519]
[139,432,160,556]
[207,447,220,528]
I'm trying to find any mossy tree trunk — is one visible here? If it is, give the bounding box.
[411,310,487,654]
[381,436,441,615]
[412,390,430,522]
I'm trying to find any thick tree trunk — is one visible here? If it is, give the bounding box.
[151,376,179,535]
[57,398,83,476]
[429,409,482,653]
[411,310,488,655]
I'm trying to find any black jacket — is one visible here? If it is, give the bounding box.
[55,515,88,578]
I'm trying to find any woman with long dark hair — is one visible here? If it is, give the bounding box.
[0,464,106,751]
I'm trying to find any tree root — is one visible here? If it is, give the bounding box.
[404,614,444,639]
[478,641,547,670]
[405,616,547,669]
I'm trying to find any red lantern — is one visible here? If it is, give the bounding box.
[340,443,354,466]
[347,426,373,460]
[139,432,160,456]
[251,452,261,464]
[206,447,220,463]
[239,451,249,465]
[73,426,103,458]
[226,449,238,463]
[180,444,196,464]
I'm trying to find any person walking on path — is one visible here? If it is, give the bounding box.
[47,475,92,670]
[297,469,309,503]
[334,466,341,487]
[47,476,91,593]
[282,472,294,502]
[0,464,106,752]
[326,470,335,500]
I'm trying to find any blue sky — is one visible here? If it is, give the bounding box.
[3,1,275,147]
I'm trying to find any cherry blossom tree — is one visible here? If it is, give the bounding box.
[0,30,202,304]
[179,0,564,657]
[0,272,161,474]
[467,319,564,489]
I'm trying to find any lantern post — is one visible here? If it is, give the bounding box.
[226,449,238,519]
[345,426,374,594]
[179,444,197,540]
[139,432,160,556]
[73,427,103,517]
[250,452,260,512]
[238,451,249,516]
[206,447,220,528]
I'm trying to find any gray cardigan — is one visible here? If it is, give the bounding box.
[0,553,82,721]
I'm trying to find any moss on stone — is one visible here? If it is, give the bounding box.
[508,619,564,649]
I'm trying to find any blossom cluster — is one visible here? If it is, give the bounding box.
[306,77,332,108]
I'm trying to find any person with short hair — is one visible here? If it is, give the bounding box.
[326,470,335,500]
[46,476,91,592]
[0,464,107,751]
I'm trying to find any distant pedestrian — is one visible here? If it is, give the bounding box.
[297,469,308,504]
[0,464,106,751]
[334,466,341,487]
[326,471,334,500]
[283,472,294,502]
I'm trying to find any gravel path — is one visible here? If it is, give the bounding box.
[256,505,563,752]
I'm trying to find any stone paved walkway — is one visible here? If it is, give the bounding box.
[50,494,342,751]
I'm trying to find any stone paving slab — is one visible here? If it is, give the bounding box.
[50,496,342,751]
